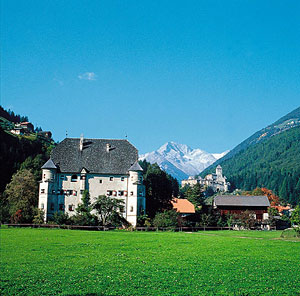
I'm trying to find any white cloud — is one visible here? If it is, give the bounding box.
[78,72,97,81]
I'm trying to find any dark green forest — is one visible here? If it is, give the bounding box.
[203,126,300,205]
[0,107,54,194]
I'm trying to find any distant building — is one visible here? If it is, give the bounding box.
[19,122,34,132]
[38,137,146,226]
[38,131,52,139]
[181,165,230,192]
[213,195,270,221]
[171,198,195,217]
[10,121,34,135]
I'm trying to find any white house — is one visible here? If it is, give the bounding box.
[38,137,146,226]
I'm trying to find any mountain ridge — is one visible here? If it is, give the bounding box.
[201,106,300,176]
[139,142,228,181]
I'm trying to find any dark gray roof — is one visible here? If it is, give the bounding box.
[50,138,138,174]
[214,195,270,207]
[129,161,143,172]
[41,159,57,169]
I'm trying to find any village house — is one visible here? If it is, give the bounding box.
[213,195,270,221]
[171,198,195,217]
[181,165,230,192]
[10,121,34,135]
[38,137,146,226]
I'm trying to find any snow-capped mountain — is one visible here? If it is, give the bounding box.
[139,142,229,181]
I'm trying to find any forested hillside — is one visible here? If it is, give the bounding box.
[203,126,300,205]
[0,107,54,193]
[206,106,300,168]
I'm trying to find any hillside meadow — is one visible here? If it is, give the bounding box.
[1,228,300,296]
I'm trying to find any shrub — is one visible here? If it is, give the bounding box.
[153,210,179,228]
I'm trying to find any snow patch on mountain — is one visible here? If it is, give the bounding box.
[139,142,229,181]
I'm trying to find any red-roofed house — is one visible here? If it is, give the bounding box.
[171,198,195,217]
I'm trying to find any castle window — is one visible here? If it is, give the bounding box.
[43,174,46,179]
[99,179,102,183]
[59,204,64,211]
[107,190,113,196]
[68,204,75,211]
[130,206,134,212]
[50,203,55,210]
[131,191,134,196]
[118,191,124,196]
[110,177,113,181]
[41,189,45,194]
[121,177,125,181]
[71,175,78,182]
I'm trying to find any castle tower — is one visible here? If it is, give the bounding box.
[39,159,57,221]
[127,161,145,226]
[216,165,223,177]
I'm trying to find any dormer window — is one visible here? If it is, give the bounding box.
[71,175,78,182]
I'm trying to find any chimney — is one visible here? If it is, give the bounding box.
[106,143,111,152]
[80,134,84,151]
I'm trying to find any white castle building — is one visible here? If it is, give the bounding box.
[38,137,146,226]
[181,165,230,192]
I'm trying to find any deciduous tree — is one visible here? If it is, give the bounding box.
[93,195,124,226]
[4,169,38,223]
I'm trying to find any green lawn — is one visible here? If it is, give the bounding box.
[1,228,300,296]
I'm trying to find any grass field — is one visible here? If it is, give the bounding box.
[1,228,300,296]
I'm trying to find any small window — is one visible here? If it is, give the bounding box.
[99,179,102,184]
[130,206,133,212]
[41,203,44,209]
[69,204,75,211]
[51,203,55,210]
[130,191,134,196]
[71,175,78,182]
[52,190,56,194]
[107,190,113,196]
[80,190,84,194]
[41,189,45,194]
[80,175,86,180]
[118,191,124,196]
[43,174,46,179]
[59,204,64,211]
[121,177,125,181]
[109,177,113,181]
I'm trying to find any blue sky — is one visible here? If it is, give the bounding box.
[1,0,300,154]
